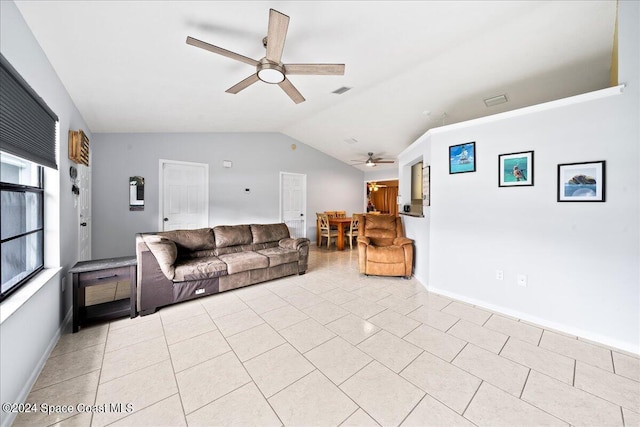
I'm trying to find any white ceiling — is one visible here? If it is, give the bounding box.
[15,1,616,171]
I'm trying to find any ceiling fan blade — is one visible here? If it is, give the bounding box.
[285,64,345,75]
[186,36,259,67]
[278,78,305,104]
[225,74,260,94]
[266,9,289,63]
[375,160,395,164]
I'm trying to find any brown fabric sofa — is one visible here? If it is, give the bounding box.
[357,214,414,278]
[136,223,309,315]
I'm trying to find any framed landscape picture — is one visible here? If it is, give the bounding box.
[557,161,606,202]
[499,151,534,187]
[449,142,476,174]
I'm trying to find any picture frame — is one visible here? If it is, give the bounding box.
[499,151,534,187]
[422,165,430,206]
[449,142,476,174]
[557,161,605,202]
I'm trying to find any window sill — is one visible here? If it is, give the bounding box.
[0,267,61,324]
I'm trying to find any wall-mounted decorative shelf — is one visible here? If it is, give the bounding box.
[69,129,89,166]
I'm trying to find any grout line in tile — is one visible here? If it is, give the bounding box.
[572,358,577,386]
[519,368,531,399]
[461,379,483,417]
[337,359,376,388]
[400,320,423,339]
[160,314,192,422]
[185,378,253,416]
[444,317,461,333]
[519,370,625,426]
[208,311,286,426]
[498,335,510,355]
[537,329,544,347]
[610,349,616,375]
[396,390,427,427]
[450,342,469,364]
[439,300,454,311]
[482,313,494,327]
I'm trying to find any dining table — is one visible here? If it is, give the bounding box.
[328,217,354,251]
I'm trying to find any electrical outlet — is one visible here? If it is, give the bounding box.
[496,270,504,280]
[517,274,528,287]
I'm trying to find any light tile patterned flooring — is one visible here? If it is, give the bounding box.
[15,246,640,426]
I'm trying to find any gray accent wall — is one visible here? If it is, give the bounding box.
[91,132,365,258]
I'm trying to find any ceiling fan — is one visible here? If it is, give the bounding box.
[186,9,345,104]
[368,182,388,192]
[351,152,395,168]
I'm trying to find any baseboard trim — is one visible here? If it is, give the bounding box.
[425,284,639,356]
[2,307,72,427]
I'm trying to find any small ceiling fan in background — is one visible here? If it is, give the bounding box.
[368,182,387,192]
[186,9,345,104]
[351,152,395,168]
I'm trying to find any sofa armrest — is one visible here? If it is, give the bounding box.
[279,237,309,251]
[279,237,310,274]
[393,237,413,246]
[357,236,371,246]
[136,234,175,313]
[141,234,177,281]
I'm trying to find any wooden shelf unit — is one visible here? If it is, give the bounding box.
[69,129,89,166]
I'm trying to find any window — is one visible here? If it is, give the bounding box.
[1,152,44,300]
[0,54,58,301]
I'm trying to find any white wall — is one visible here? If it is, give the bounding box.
[91,132,364,258]
[399,1,639,354]
[0,1,91,425]
[427,88,638,352]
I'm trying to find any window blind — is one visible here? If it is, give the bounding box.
[0,54,58,170]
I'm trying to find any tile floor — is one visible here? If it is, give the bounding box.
[14,246,640,426]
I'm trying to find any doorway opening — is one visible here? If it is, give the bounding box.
[365,179,399,215]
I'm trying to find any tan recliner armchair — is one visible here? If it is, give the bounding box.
[357,214,414,279]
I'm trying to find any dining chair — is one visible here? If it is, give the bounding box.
[315,212,323,246]
[336,211,347,218]
[318,213,339,248]
[324,211,338,229]
[344,214,360,249]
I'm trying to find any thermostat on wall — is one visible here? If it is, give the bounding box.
[223,160,232,168]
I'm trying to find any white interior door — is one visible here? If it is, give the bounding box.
[160,160,209,231]
[77,164,91,261]
[280,172,306,238]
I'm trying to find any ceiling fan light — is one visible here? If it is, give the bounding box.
[257,68,285,84]
[257,60,285,84]
[365,160,376,167]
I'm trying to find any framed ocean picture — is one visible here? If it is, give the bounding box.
[449,142,476,174]
[499,151,534,187]
[557,160,605,202]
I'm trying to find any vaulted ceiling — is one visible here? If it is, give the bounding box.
[15,1,616,171]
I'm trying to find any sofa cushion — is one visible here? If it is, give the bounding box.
[251,223,290,244]
[364,214,397,246]
[366,245,405,264]
[214,225,253,248]
[256,247,299,267]
[218,252,269,274]
[173,256,228,282]
[158,228,215,252]
[143,235,177,280]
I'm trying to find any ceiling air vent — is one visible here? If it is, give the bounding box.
[332,86,352,95]
[484,94,508,107]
